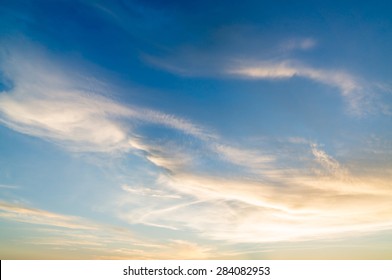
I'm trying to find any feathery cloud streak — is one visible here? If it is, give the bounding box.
[143,35,388,115]
[0,44,213,153]
[228,60,367,114]
[0,200,215,259]
[1,41,391,250]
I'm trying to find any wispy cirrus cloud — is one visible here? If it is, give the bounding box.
[0,200,100,230]
[228,59,368,114]
[227,60,360,94]
[0,200,216,259]
[1,40,392,250]
[113,135,392,243]
[0,41,279,176]
[0,184,19,189]
[143,32,388,115]
[0,42,213,154]
[126,168,392,243]
[147,52,368,114]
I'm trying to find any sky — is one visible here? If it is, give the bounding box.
[0,0,391,259]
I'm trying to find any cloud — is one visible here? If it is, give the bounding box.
[227,59,368,114]
[213,143,274,170]
[0,200,99,230]
[142,34,388,115]
[0,41,282,176]
[113,137,392,243]
[97,239,214,260]
[136,169,392,243]
[310,143,343,176]
[121,184,181,199]
[228,60,360,93]
[147,54,373,115]
[0,42,213,153]
[0,184,19,189]
[0,199,217,259]
[1,40,392,250]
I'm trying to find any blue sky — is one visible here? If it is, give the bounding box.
[0,0,391,259]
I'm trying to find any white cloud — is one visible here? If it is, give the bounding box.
[213,143,274,169]
[121,184,181,199]
[0,44,213,153]
[0,42,284,177]
[0,200,102,231]
[0,184,19,189]
[143,37,384,115]
[0,199,219,259]
[228,60,366,114]
[228,61,298,79]
[136,169,392,243]
[310,143,343,175]
[112,137,392,243]
[2,41,392,249]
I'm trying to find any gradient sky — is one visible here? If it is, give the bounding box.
[0,0,392,259]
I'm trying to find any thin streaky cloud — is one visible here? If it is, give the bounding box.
[0,25,391,260]
[228,59,365,114]
[0,200,100,231]
[145,171,392,243]
[0,184,19,189]
[143,38,387,115]
[2,48,391,245]
[121,184,182,199]
[310,143,344,176]
[0,45,215,154]
[0,199,216,259]
[1,0,391,260]
[112,137,392,243]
